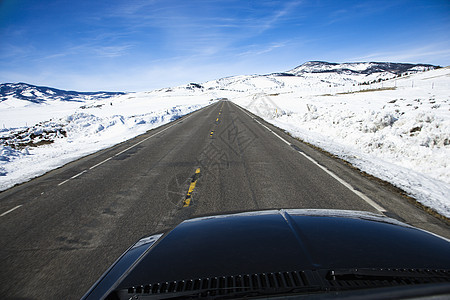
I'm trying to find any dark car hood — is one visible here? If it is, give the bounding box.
[117,209,450,288]
[83,209,450,299]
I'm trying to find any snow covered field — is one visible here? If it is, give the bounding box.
[231,67,450,217]
[0,90,215,190]
[1,63,449,218]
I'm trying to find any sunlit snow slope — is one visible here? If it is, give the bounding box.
[230,64,449,218]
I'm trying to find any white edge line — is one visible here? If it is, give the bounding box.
[114,111,195,157]
[235,103,387,214]
[255,119,291,145]
[71,170,87,179]
[58,107,200,186]
[238,106,290,145]
[58,179,70,186]
[59,170,87,186]
[90,157,113,170]
[296,151,387,213]
[114,122,171,157]
[1,205,23,217]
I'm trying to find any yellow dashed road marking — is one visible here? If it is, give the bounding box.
[183,168,201,207]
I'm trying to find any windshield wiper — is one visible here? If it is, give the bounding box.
[114,286,323,299]
[327,268,450,281]
[110,269,450,300]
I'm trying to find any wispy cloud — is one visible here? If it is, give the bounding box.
[324,1,404,26]
[349,44,450,64]
[94,45,134,58]
[257,0,303,32]
[111,0,159,16]
[238,42,287,57]
[90,0,304,60]
[0,43,34,59]
[39,42,134,61]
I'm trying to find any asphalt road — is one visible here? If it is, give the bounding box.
[1,100,449,299]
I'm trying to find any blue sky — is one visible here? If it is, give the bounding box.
[1,0,449,92]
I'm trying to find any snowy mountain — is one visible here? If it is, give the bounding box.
[198,61,440,93]
[0,82,125,104]
[284,61,437,76]
[1,62,438,103]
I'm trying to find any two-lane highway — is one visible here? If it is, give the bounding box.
[1,100,449,299]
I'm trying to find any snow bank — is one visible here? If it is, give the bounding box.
[231,67,450,217]
[0,90,213,190]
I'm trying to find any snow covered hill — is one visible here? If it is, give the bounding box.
[285,61,437,76]
[0,61,449,218]
[199,61,440,94]
[0,82,124,104]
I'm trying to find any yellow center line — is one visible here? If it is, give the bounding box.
[209,104,223,137]
[183,168,201,207]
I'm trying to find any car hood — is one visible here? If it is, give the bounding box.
[83,209,450,299]
[118,209,450,286]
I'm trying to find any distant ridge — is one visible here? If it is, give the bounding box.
[1,61,440,103]
[283,61,438,76]
[0,82,125,104]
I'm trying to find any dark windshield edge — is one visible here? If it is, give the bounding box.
[107,268,450,300]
